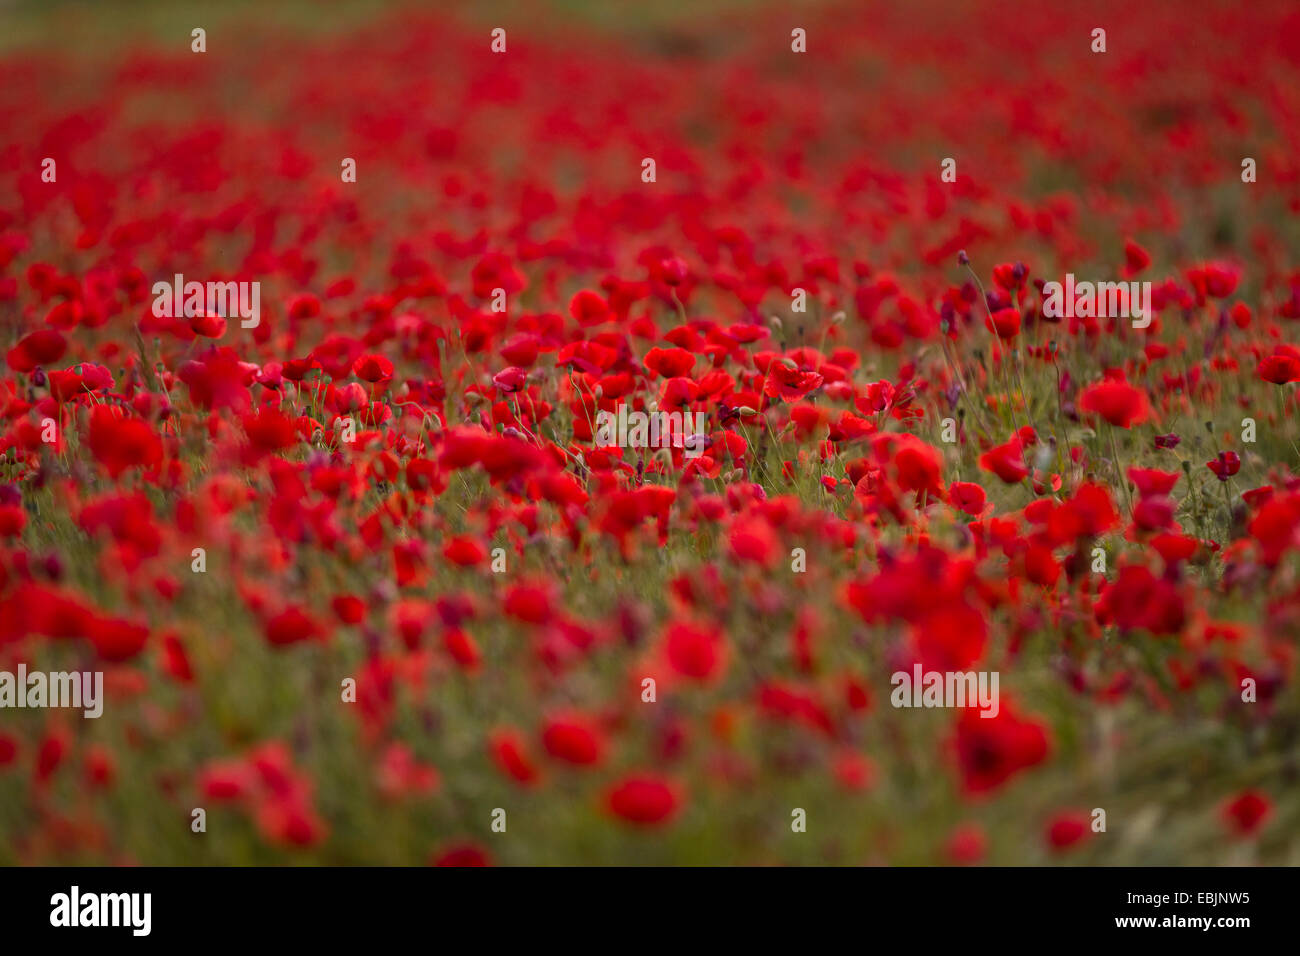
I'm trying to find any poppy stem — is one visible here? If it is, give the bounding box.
[1109,425,1134,518]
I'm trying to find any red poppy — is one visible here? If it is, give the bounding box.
[1221,790,1271,836]
[1258,352,1300,384]
[432,843,493,866]
[1077,380,1152,429]
[984,307,1021,340]
[953,702,1050,795]
[569,290,611,326]
[86,406,163,479]
[1207,451,1241,481]
[979,438,1029,484]
[6,329,66,372]
[605,774,681,826]
[353,353,394,382]
[664,621,726,681]
[1122,238,1151,277]
[948,481,989,517]
[541,715,605,766]
[644,346,696,379]
[1045,811,1091,852]
[489,729,542,786]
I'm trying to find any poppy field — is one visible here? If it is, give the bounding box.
[1,0,1299,867]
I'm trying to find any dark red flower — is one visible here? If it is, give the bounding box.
[1207,451,1241,481]
[1221,790,1271,836]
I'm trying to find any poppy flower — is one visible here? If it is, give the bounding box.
[190,312,227,338]
[948,481,989,517]
[264,606,326,647]
[0,504,26,537]
[1221,790,1271,836]
[6,329,66,372]
[605,774,681,826]
[1095,565,1186,635]
[984,307,1021,339]
[492,366,528,393]
[1207,451,1241,481]
[727,519,778,569]
[353,353,394,383]
[953,702,1050,795]
[242,408,298,453]
[979,438,1029,484]
[1258,352,1300,384]
[86,407,163,479]
[1045,811,1091,852]
[945,824,987,864]
[489,729,541,786]
[443,535,488,566]
[1077,380,1152,429]
[568,290,611,326]
[1121,238,1151,277]
[644,347,696,379]
[764,362,824,401]
[541,715,605,766]
[663,621,727,681]
[432,843,493,866]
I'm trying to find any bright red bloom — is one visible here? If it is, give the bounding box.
[605,774,681,826]
[953,702,1050,795]
[1258,352,1300,384]
[242,408,298,453]
[492,366,527,393]
[1077,380,1152,429]
[0,504,26,537]
[6,329,66,372]
[984,307,1021,339]
[264,606,326,647]
[979,438,1029,484]
[489,729,541,786]
[443,535,488,566]
[1045,811,1091,852]
[664,621,726,681]
[1095,565,1186,635]
[541,714,605,767]
[568,290,611,326]
[948,481,988,517]
[727,518,778,568]
[353,353,394,382]
[1122,238,1151,277]
[764,362,824,401]
[644,346,696,378]
[86,407,163,478]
